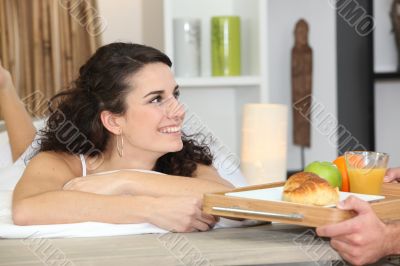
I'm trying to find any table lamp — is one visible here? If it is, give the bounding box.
[241,104,288,185]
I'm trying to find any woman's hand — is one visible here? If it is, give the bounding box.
[63,174,127,195]
[64,175,218,232]
[146,196,218,232]
[0,59,13,91]
[384,167,400,183]
[316,196,391,265]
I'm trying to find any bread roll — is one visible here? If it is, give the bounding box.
[282,172,339,206]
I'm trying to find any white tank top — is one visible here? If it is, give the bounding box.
[79,154,87,177]
[78,154,163,177]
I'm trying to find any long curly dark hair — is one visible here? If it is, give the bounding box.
[38,42,213,177]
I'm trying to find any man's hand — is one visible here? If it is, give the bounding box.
[384,167,400,183]
[316,196,391,265]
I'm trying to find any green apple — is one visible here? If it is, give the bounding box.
[304,161,342,188]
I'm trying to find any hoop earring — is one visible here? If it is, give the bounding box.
[116,133,124,157]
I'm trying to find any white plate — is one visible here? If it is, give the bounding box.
[225,186,385,207]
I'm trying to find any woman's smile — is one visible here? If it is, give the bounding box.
[158,125,182,135]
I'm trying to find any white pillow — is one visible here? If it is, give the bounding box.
[0,164,25,190]
[0,131,12,168]
[218,167,247,188]
[0,140,12,168]
[0,129,8,145]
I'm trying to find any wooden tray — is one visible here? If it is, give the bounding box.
[203,182,400,227]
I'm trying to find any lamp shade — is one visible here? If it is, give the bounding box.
[241,104,288,185]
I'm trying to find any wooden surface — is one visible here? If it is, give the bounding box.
[382,182,400,197]
[204,182,354,227]
[374,183,400,223]
[1,184,399,265]
[204,182,400,228]
[0,223,343,266]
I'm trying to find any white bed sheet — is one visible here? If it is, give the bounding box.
[0,190,259,238]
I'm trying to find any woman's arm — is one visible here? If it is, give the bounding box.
[13,190,153,225]
[12,152,152,225]
[13,152,216,231]
[64,165,234,199]
[193,164,234,187]
[0,60,36,161]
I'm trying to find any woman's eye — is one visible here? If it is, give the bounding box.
[174,90,180,99]
[150,96,162,104]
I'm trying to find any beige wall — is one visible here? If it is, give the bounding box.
[142,0,164,51]
[97,0,143,44]
[97,0,164,49]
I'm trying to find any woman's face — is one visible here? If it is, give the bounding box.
[119,62,184,157]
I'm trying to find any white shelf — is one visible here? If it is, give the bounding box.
[163,0,268,156]
[176,76,261,88]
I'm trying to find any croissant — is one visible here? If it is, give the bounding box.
[282,172,339,206]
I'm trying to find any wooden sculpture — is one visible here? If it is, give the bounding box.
[292,19,313,149]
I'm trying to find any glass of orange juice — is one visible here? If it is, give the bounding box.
[344,151,389,195]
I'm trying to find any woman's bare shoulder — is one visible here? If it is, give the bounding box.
[14,152,83,202]
[27,151,82,177]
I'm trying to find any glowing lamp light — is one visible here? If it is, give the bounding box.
[241,104,288,185]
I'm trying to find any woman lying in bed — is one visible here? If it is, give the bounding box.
[2,43,234,231]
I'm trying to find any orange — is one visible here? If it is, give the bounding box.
[346,153,365,168]
[333,155,350,192]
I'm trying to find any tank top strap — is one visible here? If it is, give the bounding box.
[79,154,87,177]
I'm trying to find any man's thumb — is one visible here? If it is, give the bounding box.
[337,196,371,214]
